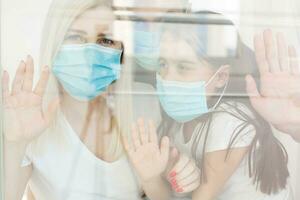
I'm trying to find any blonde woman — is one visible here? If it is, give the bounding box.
[3,0,200,199]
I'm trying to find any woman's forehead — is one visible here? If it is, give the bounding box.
[69,6,114,34]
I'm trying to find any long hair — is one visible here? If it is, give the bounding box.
[158,11,289,194]
[38,0,133,158]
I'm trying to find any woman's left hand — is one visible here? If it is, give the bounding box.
[123,119,170,183]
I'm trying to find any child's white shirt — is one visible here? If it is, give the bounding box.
[171,102,293,200]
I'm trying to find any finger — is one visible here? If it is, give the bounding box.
[254,33,269,74]
[170,147,179,161]
[169,154,189,178]
[2,70,10,101]
[176,168,200,188]
[33,66,50,96]
[276,33,289,72]
[174,160,196,182]
[44,97,60,126]
[160,136,170,163]
[263,29,280,73]
[122,134,134,153]
[148,120,158,144]
[131,123,141,150]
[177,179,200,193]
[23,55,34,91]
[164,147,179,177]
[137,118,148,145]
[288,46,300,75]
[12,61,26,95]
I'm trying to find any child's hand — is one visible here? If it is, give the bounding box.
[123,119,170,183]
[167,153,200,194]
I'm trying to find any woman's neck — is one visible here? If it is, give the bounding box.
[61,93,113,137]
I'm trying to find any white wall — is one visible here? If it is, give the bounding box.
[1,0,52,78]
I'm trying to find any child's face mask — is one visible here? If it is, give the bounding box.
[52,43,122,101]
[156,67,228,123]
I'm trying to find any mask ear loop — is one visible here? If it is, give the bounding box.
[204,66,230,110]
[211,80,228,110]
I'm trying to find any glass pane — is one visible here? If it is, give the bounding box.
[1,1,300,200]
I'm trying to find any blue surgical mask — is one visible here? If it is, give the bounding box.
[52,43,122,101]
[133,22,161,71]
[156,69,227,123]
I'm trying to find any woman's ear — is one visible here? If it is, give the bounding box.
[215,65,230,88]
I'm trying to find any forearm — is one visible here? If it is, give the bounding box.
[4,139,32,200]
[274,124,300,143]
[290,127,300,143]
[142,176,171,200]
[192,184,216,200]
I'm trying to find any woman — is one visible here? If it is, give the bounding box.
[3,0,199,199]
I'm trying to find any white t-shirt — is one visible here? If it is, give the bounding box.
[22,82,161,200]
[169,102,293,200]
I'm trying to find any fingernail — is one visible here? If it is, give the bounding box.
[169,171,176,178]
[176,188,183,193]
[172,185,179,190]
[170,179,177,184]
[171,182,178,188]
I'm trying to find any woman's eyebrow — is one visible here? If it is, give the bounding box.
[68,29,87,35]
[97,33,106,37]
[97,33,113,38]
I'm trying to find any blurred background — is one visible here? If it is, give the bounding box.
[1,0,300,199]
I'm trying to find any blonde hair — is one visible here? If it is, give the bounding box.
[39,0,133,158]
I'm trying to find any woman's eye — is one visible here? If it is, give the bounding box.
[97,38,114,46]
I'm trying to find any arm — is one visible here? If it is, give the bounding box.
[4,140,32,200]
[192,148,249,200]
[2,56,59,199]
[246,30,300,142]
[141,176,172,200]
[291,127,300,142]
[123,119,171,200]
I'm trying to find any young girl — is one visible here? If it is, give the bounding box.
[3,0,199,199]
[124,12,293,200]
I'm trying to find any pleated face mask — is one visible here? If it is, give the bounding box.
[156,67,228,123]
[52,43,122,101]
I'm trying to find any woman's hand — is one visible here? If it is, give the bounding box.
[123,119,170,183]
[2,55,59,142]
[246,30,300,141]
[167,152,200,194]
